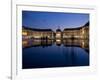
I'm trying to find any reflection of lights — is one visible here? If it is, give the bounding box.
[34,36,41,38]
[56,39,61,45]
[56,39,61,42]
[22,32,27,36]
[82,41,85,48]
[22,41,28,45]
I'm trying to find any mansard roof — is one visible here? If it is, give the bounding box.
[84,21,89,26]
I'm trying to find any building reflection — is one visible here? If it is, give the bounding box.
[22,39,54,48]
[22,38,89,52]
[63,39,89,52]
[56,39,62,46]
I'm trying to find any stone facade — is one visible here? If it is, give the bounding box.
[22,27,54,40]
[63,24,89,39]
[22,22,89,40]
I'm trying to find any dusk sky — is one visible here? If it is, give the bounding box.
[22,11,89,31]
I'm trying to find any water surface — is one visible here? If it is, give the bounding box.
[22,39,89,69]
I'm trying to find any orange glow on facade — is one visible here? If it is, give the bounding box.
[22,32,27,36]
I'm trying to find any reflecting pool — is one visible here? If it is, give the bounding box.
[22,39,89,69]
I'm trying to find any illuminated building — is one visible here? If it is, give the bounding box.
[56,28,62,39]
[63,22,89,39]
[22,26,54,40]
[22,22,89,40]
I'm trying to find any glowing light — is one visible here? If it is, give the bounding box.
[22,32,27,35]
[34,36,41,38]
[82,29,84,34]
[56,39,61,42]
[22,41,28,45]
[48,36,50,38]
[56,33,60,36]
[75,35,79,38]
[82,41,85,48]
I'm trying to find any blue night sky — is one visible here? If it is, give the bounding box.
[22,11,89,31]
